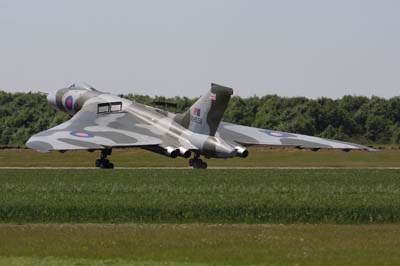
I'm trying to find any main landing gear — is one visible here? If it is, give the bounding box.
[95,149,114,169]
[188,154,207,169]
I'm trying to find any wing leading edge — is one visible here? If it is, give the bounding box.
[217,122,375,151]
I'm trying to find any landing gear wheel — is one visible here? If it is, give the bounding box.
[98,159,108,169]
[96,149,114,169]
[193,159,202,169]
[192,159,207,169]
[189,154,207,169]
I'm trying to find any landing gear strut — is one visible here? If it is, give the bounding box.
[189,154,207,169]
[95,149,114,169]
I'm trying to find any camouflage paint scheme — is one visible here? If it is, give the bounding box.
[26,83,374,163]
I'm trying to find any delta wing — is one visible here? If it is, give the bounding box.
[217,122,374,151]
[26,100,165,152]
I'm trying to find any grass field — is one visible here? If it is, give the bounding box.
[2,147,400,167]
[1,224,400,266]
[1,149,400,265]
[1,169,400,223]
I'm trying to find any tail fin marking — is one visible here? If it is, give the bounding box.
[175,83,233,136]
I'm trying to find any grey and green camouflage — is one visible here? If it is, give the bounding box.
[26,82,375,168]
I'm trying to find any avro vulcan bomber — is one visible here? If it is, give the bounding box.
[26,83,373,168]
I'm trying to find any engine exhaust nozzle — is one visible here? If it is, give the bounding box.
[235,146,249,158]
[165,146,179,158]
[178,147,192,158]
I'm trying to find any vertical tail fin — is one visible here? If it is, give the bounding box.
[175,83,233,136]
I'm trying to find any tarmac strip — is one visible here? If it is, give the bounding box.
[1,166,400,170]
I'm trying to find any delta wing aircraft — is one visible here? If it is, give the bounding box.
[26,83,373,168]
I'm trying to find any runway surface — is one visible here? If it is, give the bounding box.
[1,166,400,170]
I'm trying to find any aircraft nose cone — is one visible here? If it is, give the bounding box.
[47,92,57,107]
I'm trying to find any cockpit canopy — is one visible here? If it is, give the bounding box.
[68,82,97,91]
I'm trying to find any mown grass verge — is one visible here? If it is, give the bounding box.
[1,169,399,223]
[2,148,400,167]
[0,224,400,266]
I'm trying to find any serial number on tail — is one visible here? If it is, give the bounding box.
[191,116,203,124]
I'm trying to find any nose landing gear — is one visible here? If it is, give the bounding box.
[95,149,114,169]
[189,154,207,169]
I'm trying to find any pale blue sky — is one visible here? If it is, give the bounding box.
[1,0,400,98]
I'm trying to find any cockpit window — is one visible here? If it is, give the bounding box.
[97,102,123,114]
[68,82,97,91]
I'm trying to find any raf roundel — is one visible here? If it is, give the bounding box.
[65,96,74,110]
[261,130,292,138]
[269,132,284,137]
[70,131,94,138]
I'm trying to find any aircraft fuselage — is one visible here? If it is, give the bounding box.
[46,83,241,160]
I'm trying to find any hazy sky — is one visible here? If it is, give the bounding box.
[1,0,400,98]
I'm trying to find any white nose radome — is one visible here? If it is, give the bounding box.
[46,92,57,108]
[47,92,56,106]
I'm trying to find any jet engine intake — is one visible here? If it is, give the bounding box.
[178,147,192,158]
[235,146,249,158]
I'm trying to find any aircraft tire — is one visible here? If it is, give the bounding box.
[193,159,206,169]
[98,159,114,169]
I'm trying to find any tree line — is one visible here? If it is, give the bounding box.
[1,90,400,146]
